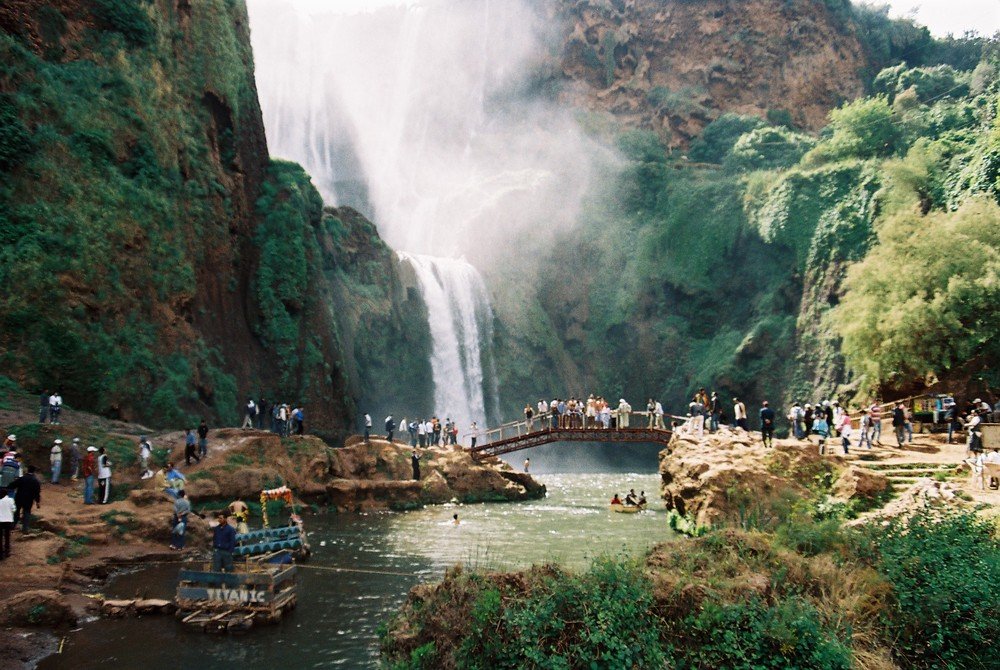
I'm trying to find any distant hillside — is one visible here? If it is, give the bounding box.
[546,0,988,145]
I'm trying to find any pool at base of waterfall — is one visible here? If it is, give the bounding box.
[41,472,671,668]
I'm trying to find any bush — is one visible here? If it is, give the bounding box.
[804,97,901,164]
[688,113,765,163]
[853,510,1000,669]
[455,557,666,669]
[0,95,34,170]
[674,597,853,670]
[726,127,816,172]
[91,0,155,47]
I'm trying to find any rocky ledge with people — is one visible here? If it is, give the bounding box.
[0,405,543,663]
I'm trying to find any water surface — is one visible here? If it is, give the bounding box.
[42,472,671,669]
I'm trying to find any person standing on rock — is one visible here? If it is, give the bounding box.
[49,390,62,425]
[709,392,721,433]
[469,422,478,449]
[197,419,209,458]
[733,397,748,432]
[68,438,81,481]
[50,439,63,484]
[411,450,420,481]
[242,398,257,429]
[857,409,872,449]
[838,411,852,455]
[97,447,113,504]
[690,397,706,437]
[184,429,200,466]
[759,402,775,448]
[417,419,426,447]
[385,416,395,443]
[0,488,13,558]
[138,436,153,479]
[408,420,417,446]
[813,412,830,455]
[257,397,268,429]
[81,446,97,504]
[523,457,530,473]
[38,389,49,424]
[170,491,191,551]
[364,413,372,443]
[12,465,41,532]
[868,401,883,446]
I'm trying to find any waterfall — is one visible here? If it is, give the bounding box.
[247,0,594,428]
[400,253,499,430]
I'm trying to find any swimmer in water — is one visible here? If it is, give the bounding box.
[453,513,460,525]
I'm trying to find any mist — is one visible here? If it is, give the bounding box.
[247,0,600,265]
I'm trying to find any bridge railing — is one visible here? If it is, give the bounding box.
[479,411,685,446]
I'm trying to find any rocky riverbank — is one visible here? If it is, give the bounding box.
[380,429,998,669]
[0,412,543,667]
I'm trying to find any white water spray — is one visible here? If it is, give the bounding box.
[248,0,594,427]
[400,253,499,429]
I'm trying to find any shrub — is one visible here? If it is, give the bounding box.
[853,510,1000,669]
[456,557,666,669]
[689,113,765,163]
[674,597,853,670]
[726,126,816,172]
[0,95,34,170]
[91,0,155,47]
[804,97,901,164]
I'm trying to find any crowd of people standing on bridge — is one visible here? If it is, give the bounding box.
[522,396,667,431]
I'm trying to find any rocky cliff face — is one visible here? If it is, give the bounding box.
[552,0,867,143]
[0,1,422,432]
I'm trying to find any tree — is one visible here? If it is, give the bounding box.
[831,198,1000,389]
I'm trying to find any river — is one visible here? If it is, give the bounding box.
[41,469,672,669]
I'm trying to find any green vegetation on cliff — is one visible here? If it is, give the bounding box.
[493,41,999,414]
[0,0,263,425]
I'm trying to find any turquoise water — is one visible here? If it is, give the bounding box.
[41,471,672,668]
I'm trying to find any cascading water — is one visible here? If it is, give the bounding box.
[400,253,499,430]
[247,0,594,429]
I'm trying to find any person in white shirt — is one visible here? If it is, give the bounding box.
[50,439,63,484]
[97,447,113,504]
[733,398,748,431]
[0,489,15,559]
[363,413,372,443]
[48,392,63,425]
[138,437,153,479]
[417,419,427,447]
[617,399,632,428]
[654,401,666,430]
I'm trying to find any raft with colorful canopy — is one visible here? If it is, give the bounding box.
[232,486,311,560]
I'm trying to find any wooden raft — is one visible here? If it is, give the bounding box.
[175,552,298,633]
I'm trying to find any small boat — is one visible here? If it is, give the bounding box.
[610,503,646,513]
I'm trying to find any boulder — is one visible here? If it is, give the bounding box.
[0,590,76,627]
[831,466,890,503]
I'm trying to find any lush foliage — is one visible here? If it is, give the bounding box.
[833,197,1000,390]
[456,558,666,669]
[688,113,765,163]
[854,510,1000,669]
[0,2,283,427]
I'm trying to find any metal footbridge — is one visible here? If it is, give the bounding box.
[467,413,674,459]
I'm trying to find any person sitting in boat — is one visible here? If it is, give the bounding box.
[638,491,647,506]
[624,489,638,506]
[610,493,622,505]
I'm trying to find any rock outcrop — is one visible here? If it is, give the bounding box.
[552,0,867,143]
[176,429,545,511]
[659,428,890,527]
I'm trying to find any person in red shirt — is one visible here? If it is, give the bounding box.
[81,447,97,504]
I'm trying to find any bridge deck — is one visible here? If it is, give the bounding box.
[468,427,673,458]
